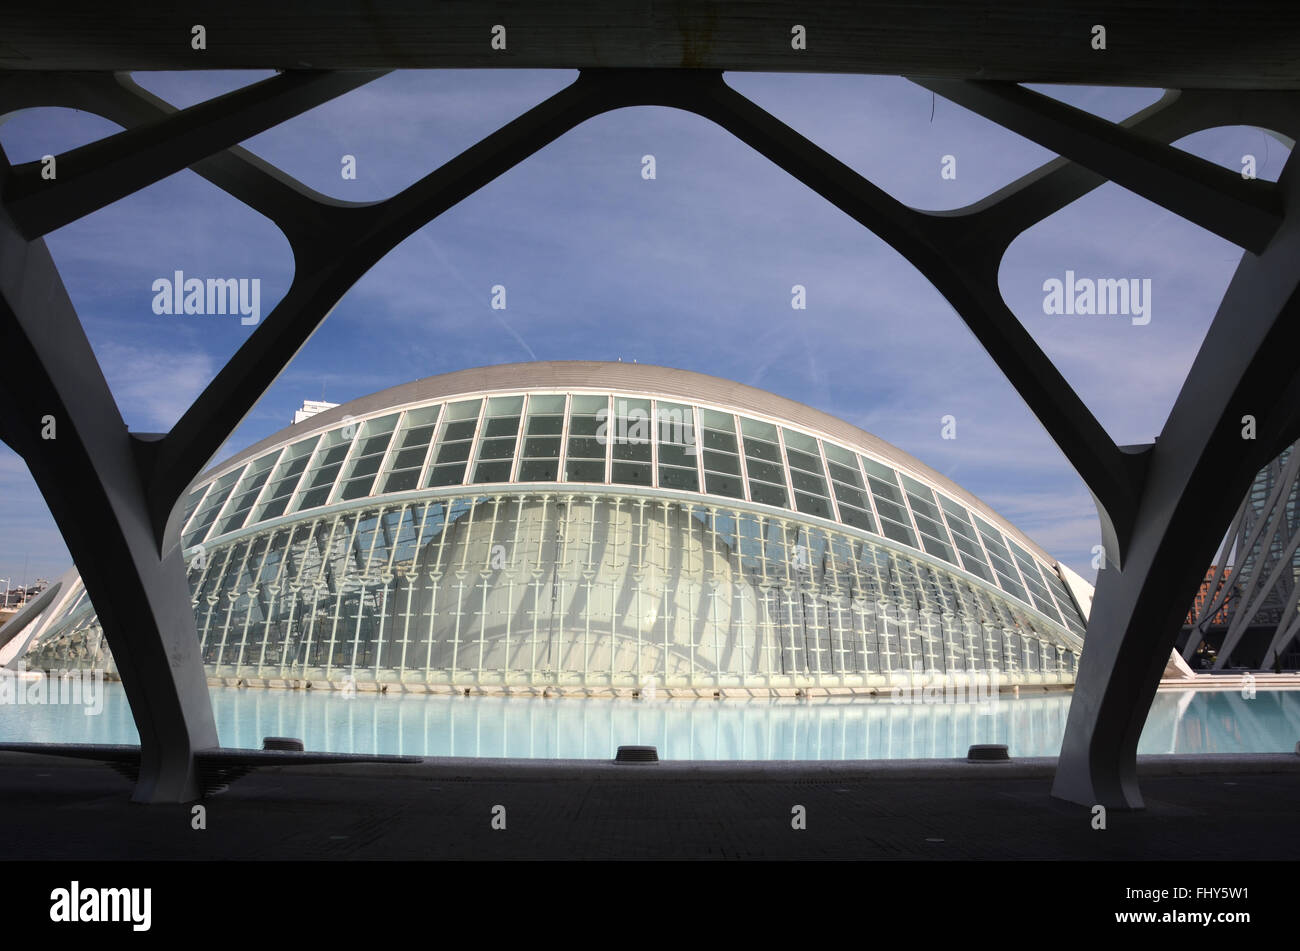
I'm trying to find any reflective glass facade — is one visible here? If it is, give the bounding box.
[17,373,1088,692]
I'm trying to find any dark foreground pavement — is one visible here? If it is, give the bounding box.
[1,751,1297,860]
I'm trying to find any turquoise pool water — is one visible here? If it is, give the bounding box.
[1,684,1297,759]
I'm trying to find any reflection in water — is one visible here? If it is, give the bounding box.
[1,685,1297,760]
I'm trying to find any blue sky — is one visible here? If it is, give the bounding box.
[0,70,1287,589]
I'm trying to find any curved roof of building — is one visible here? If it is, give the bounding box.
[209,361,1049,555]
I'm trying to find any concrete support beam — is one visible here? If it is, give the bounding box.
[0,169,218,802]
[1052,155,1300,808]
[918,80,1282,252]
[2,69,385,239]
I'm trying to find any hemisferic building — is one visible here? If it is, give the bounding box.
[9,362,1094,697]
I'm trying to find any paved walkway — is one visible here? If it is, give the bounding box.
[1,751,1297,860]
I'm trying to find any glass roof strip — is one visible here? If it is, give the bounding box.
[216,449,281,537]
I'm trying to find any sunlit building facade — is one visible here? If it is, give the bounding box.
[9,363,1090,694]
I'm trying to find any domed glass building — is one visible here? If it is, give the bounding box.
[8,362,1092,695]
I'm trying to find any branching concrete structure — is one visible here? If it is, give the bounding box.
[1,2,1298,805]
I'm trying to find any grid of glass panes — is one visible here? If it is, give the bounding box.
[44,480,1087,684]
[180,485,209,529]
[935,493,995,583]
[252,435,319,523]
[1040,566,1087,637]
[740,417,788,508]
[564,394,608,482]
[379,405,440,493]
[292,427,355,513]
[472,395,523,484]
[972,513,1031,602]
[1006,539,1064,623]
[860,457,918,549]
[172,391,1082,638]
[517,394,564,482]
[609,396,654,486]
[822,442,876,533]
[183,467,244,547]
[899,473,959,566]
[335,413,399,502]
[656,400,699,491]
[699,408,744,499]
[783,428,835,520]
[214,450,279,536]
[424,398,482,487]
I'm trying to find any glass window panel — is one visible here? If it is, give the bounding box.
[427,464,467,487]
[483,417,520,437]
[523,436,561,458]
[698,408,734,430]
[745,458,785,484]
[442,420,478,442]
[702,449,741,475]
[612,439,652,462]
[782,428,819,454]
[565,392,608,482]
[912,512,948,541]
[919,534,958,565]
[519,459,560,482]
[794,492,833,519]
[434,441,472,464]
[568,415,601,436]
[827,461,861,486]
[486,394,524,416]
[868,475,905,506]
[658,465,698,491]
[744,438,782,464]
[658,443,697,468]
[832,485,868,510]
[445,398,482,421]
[822,442,858,468]
[565,459,605,482]
[378,406,441,495]
[390,446,427,470]
[874,497,910,525]
[878,518,917,548]
[839,505,875,533]
[383,469,420,493]
[186,468,244,544]
[566,436,604,459]
[611,461,653,486]
[704,472,745,499]
[701,428,738,452]
[740,417,778,441]
[472,460,513,484]
[528,394,565,414]
[476,437,517,461]
[790,469,828,495]
[786,448,822,474]
[216,452,278,535]
[526,414,564,436]
[860,456,896,481]
[749,480,787,507]
[899,473,931,497]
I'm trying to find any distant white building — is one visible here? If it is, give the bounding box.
[293,399,339,425]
